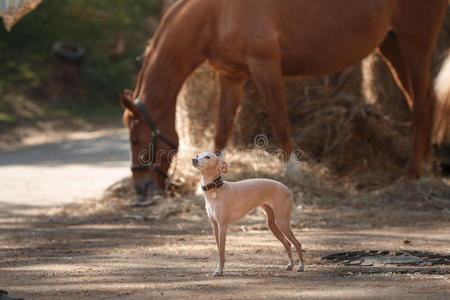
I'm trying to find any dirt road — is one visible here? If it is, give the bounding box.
[0,212,449,300]
[0,129,130,207]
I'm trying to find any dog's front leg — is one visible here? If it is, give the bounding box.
[214,223,228,277]
[210,219,219,251]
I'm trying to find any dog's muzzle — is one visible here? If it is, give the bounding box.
[192,158,199,167]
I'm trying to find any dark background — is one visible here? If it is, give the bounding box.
[0,0,161,128]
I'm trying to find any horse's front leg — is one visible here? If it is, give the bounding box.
[214,74,246,154]
[248,57,294,160]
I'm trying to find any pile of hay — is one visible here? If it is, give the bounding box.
[177,62,409,190]
[176,64,219,148]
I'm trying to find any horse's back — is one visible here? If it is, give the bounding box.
[273,0,394,75]
[206,0,447,77]
[209,0,392,76]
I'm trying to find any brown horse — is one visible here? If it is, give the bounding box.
[120,0,449,197]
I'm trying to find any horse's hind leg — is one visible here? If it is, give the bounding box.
[379,27,441,177]
[248,57,294,159]
[377,32,428,174]
[406,59,435,177]
[377,32,412,107]
[261,204,294,270]
[384,2,447,178]
[393,37,440,177]
[214,74,246,154]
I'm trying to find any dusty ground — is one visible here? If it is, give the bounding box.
[0,131,449,299]
[0,203,449,300]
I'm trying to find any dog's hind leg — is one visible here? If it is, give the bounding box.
[273,202,305,272]
[262,204,294,270]
[275,220,305,272]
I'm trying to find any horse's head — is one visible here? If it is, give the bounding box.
[120,90,177,200]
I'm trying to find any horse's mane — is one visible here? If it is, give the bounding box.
[134,0,190,98]
[149,0,190,52]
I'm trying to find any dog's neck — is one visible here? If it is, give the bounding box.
[201,176,223,191]
[200,170,222,187]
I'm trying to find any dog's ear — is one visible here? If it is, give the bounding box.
[220,160,228,174]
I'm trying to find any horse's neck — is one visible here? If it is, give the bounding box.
[136,1,209,125]
[137,50,194,111]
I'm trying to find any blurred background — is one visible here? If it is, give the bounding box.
[0,0,162,138]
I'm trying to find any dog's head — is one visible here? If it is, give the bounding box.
[192,152,228,175]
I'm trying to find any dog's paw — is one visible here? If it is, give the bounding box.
[297,262,305,272]
[285,263,294,271]
[213,270,223,277]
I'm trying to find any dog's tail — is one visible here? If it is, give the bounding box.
[433,51,450,145]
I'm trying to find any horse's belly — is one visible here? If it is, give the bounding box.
[277,1,392,76]
[280,35,387,77]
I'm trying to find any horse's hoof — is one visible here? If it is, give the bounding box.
[297,262,305,272]
[213,270,223,277]
[285,264,294,271]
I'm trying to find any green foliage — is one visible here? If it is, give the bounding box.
[0,0,160,124]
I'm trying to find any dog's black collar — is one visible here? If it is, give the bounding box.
[202,176,224,191]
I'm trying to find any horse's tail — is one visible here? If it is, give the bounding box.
[433,51,450,145]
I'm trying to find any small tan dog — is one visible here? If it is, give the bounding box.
[192,152,305,276]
